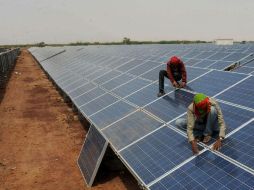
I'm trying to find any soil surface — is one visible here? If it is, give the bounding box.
[0,50,139,190]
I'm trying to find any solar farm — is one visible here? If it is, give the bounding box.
[28,44,254,189]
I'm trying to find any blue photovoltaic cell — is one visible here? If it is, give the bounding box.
[185,67,209,82]
[80,93,119,116]
[140,64,165,82]
[117,59,145,72]
[103,111,163,150]
[78,125,108,187]
[120,126,201,184]
[183,51,201,59]
[89,101,136,129]
[102,74,134,91]
[64,79,88,92]
[86,67,111,80]
[127,61,160,76]
[217,76,254,109]
[208,60,234,70]
[58,76,81,87]
[194,51,216,59]
[125,83,173,107]
[74,87,105,107]
[219,121,254,170]
[108,57,133,68]
[208,52,231,60]
[193,59,216,68]
[234,66,254,74]
[184,59,201,66]
[145,90,194,122]
[244,59,254,67]
[222,52,249,62]
[150,151,254,190]
[187,70,247,96]
[111,78,150,98]
[68,82,96,99]
[93,70,122,85]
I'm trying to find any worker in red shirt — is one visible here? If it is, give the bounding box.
[157,56,187,97]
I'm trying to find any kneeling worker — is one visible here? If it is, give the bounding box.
[157,56,187,97]
[175,93,226,154]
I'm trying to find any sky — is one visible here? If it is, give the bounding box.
[0,0,254,44]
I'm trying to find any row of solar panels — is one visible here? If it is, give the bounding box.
[29,44,254,189]
[0,48,20,88]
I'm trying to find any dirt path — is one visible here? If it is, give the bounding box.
[0,50,139,190]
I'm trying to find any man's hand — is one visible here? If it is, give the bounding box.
[212,138,222,151]
[191,140,199,155]
[180,82,186,88]
[172,81,180,88]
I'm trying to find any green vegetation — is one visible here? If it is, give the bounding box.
[0,38,219,49]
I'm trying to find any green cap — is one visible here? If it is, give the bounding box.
[194,93,207,104]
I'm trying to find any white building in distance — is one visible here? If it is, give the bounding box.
[215,39,234,45]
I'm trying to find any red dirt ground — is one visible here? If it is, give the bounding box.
[0,50,139,190]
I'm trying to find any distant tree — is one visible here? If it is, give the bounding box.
[123,37,131,44]
[38,42,46,47]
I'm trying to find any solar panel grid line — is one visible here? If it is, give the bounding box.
[92,81,142,109]
[140,108,167,124]
[98,109,139,131]
[78,92,113,108]
[224,118,254,139]
[107,57,136,69]
[216,99,254,113]
[147,149,208,188]
[213,75,251,98]
[208,147,254,176]
[116,59,150,73]
[72,85,98,101]
[117,124,166,152]
[149,152,254,190]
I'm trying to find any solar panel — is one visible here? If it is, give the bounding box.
[64,79,88,92]
[78,125,108,187]
[102,74,135,91]
[89,101,136,129]
[233,66,254,74]
[111,78,150,98]
[222,52,250,62]
[102,111,163,150]
[187,70,247,96]
[120,126,203,185]
[74,87,106,107]
[208,52,232,61]
[116,59,146,72]
[144,90,194,123]
[69,83,96,99]
[80,93,119,116]
[31,44,254,189]
[127,60,160,76]
[93,70,122,85]
[149,151,254,190]
[139,64,165,81]
[217,76,254,109]
[220,120,254,170]
[125,83,168,107]
[208,60,234,70]
[192,59,216,68]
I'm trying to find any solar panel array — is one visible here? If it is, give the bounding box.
[0,48,20,88]
[29,44,254,189]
